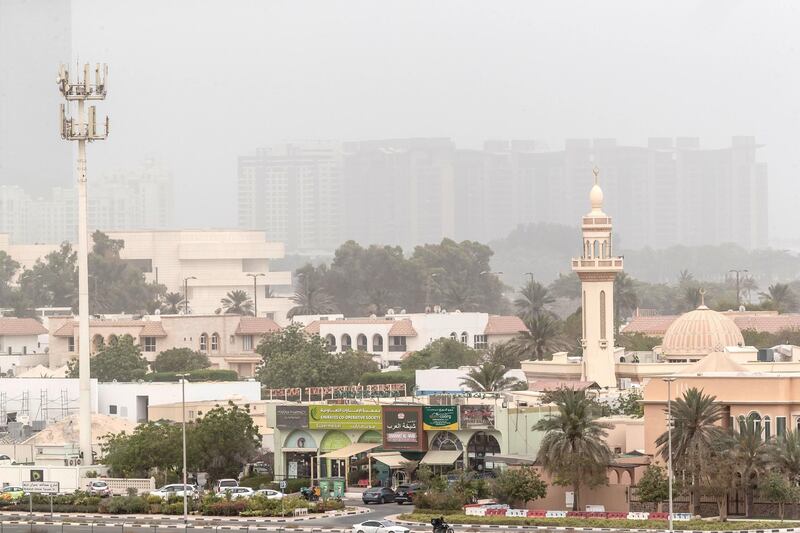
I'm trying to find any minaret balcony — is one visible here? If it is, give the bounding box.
[571,257,624,271]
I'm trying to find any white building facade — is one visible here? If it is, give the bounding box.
[0,318,49,374]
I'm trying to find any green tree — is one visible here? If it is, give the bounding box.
[0,251,19,303]
[533,388,613,511]
[514,279,554,322]
[484,342,521,369]
[101,421,182,479]
[767,430,800,485]
[760,283,798,313]
[636,465,670,512]
[760,471,799,521]
[153,348,211,373]
[460,362,525,392]
[220,289,254,315]
[731,416,769,517]
[288,264,336,318]
[18,242,77,308]
[491,468,547,507]
[401,338,481,371]
[509,314,566,361]
[656,387,725,515]
[614,273,639,327]
[617,332,662,352]
[68,335,149,382]
[701,436,737,521]
[190,403,261,481]
[548,272,581,300]
[612,389,643,417]
[161,292,184,314]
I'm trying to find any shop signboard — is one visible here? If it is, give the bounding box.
[422,406,458,431]
[382,406,426,451]
[276,405,309,429]
[308,405,382,430]
[460,404,495,429]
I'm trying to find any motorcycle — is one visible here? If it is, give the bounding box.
[431,517,454,533]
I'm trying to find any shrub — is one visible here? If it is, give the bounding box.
[201,499,247,516]
[312,499,344,512]
[240,474,274,489]
[99,495,148,514]
[269,478,309,494]
[144,369,238,382]
[413,491,466,512]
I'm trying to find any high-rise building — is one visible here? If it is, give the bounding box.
[238,142,342,252]
[0,0,72,195]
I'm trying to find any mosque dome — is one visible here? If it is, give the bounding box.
[661,304,745,357]
[590,183,604,211]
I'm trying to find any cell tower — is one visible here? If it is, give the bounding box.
[57,63,110,465]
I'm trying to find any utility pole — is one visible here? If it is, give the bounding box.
[663,377,676,532]
[58,63,109,465]
[246,273,265,317]
[176,373,189,524]
[728,269,749,308]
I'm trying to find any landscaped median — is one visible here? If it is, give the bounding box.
[398,512,800,531]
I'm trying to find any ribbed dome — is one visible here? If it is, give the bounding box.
[662,305,745,357]
[590,183,604,212]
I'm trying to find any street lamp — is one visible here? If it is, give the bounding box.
[663,377,676,532]
[183,277,197,314]
[176,373,190,524]
[728,269,749,308]
[246,273,265,317]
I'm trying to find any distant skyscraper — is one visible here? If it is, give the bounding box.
[0,0,72,195]
[238,142,343,252]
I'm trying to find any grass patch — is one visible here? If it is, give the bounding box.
[400,512,800,531]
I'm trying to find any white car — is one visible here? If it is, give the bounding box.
[150,484,199,500]
[353,520,411,533]
[214,479,239,493]
[221,487,254,499]
[255,489,284,500]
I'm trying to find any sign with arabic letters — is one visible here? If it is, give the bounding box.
[423,405,458,431]
[382,406,427,451]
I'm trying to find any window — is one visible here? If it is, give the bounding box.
[243,335,254,351]
[357,334,368,351]
[142,336,156,352]
[211,333,219,352]
[326,334,336,351]
[341,334,352,350]
[764,416,772,441]
[372,334,383,352]
[749,412,762,436]
[474,335,488,349]
[109,405,118,415]
[199,333,209,352]
[68,337,75,352]
[460,332,468,344]
[450,332,457,341]
[777,416,787,438]
[600,291,607,339]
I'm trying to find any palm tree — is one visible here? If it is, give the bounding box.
[682,285,702,311]
[161,292,184,314]
[741,277,758,303]
[220,289,254,315]
[514,279,554,321]
[767,430,800,518]
[533,388,613,510]
[288,275,335,318]
[731,417,769,517]
[509,313,566,361]
[460,362,524,392]
[678,269,694,287]
[760,283,798,313]
[614,273,639,329]
[656,387,725,515]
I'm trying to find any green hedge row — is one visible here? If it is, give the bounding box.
[144,369,239,382]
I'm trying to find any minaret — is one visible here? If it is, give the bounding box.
[571,168,623,388]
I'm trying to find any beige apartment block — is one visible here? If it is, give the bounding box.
[48,314,280,377]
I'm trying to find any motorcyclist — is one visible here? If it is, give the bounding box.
[431,516,453,533]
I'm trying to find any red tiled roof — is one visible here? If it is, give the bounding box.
[484,315,528,335]
[52,319,166,337]
[622,313,800,336]
[304,321,321,335]
[140,322,168,337]
[621,316,678,336]
[235,317,281,335]
[388,319,417,337]
[0,318,47,336]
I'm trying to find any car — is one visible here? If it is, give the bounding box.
[352,520,410,533]
[214,478,239,494]
[254,489,284,500]
[361,486,395,504]
[0,486,26,502]
[0,454,14,466]
[86,480,111,497]
[222,487,254,499]
[150,484,199,500]
[394,483,422,505]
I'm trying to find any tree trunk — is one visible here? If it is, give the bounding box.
[718,497,728,521]
[780,502,785,521]
[573,483,580,511]
[657,501,663,513]
[689,482,698,516]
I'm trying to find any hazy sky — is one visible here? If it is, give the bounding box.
[64,1,800,240]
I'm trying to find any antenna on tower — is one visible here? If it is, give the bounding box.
[592,166,600,185]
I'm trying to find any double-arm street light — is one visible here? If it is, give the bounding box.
[183,277,197,314]
[663,376,677,532]
[728,269,749,308]
[246,273,266,317]
[176,373,190,524]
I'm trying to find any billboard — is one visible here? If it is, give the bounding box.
[423,406,459,431]
[276,405,309,429]
[382,406,427,451]
[307,405,382,430]
[460,404,495,429]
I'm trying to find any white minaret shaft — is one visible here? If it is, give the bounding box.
[571,168,623,388]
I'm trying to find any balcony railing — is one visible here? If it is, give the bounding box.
[571,258,624,269]
[388,345,406,352]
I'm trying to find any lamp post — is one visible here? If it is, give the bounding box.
[246,273,265,317]
[183,277,196,314]
[663,377,676,532]
[728,269,749,308]
[176,373,189,524]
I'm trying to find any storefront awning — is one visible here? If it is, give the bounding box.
[282,447,319,453]
[320,442,380,460]
[489,454,536,465]
[368,452,407,469]
[420,450,462,466]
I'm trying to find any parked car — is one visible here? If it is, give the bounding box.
[352,520,410,533]
[150,484,199,500]
[214,478,239,494]
[0,486,26,502]
[394,483,422,505]
[223,487,254,500]
[87,480,111,497]
[0,454,14,466]
[361,486,396,504]
[254,489,284,500]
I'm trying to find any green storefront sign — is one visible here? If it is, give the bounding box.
[308,405,382,430]
[423,406,458,431]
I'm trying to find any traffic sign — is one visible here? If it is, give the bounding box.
[21,481,59,494]
[279,480,287,489]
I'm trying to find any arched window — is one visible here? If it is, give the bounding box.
[91,334,104,353]
[325,334,337,351]
[108,334,118,345]
[593,240,599,258]
[450,332,457,341]
[601,241,607,259]
[431,431,463,451]
[211,333,219,352]
[764,416,772,441]
[585,240,591,258]
[749,412,762,436]
[199,333,208,352]
[600,291,607,339]
[341,334,352,350]
[372,334,383,352]
[460,332,468,344]
[356,334,368,351]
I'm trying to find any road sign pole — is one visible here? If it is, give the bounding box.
[29,493,32,516]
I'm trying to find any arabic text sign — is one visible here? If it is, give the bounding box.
[307,405,382,430]
[22,481,59,494]
[423,406,458,431]
[459,404,495,429]
[383,406,426,451]
[276,405,309,429]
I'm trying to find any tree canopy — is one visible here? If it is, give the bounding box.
[401,338,481,371]
[68,335,149,382]
[152,348,211,373]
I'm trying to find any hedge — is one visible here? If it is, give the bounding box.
[144,369,239,382]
